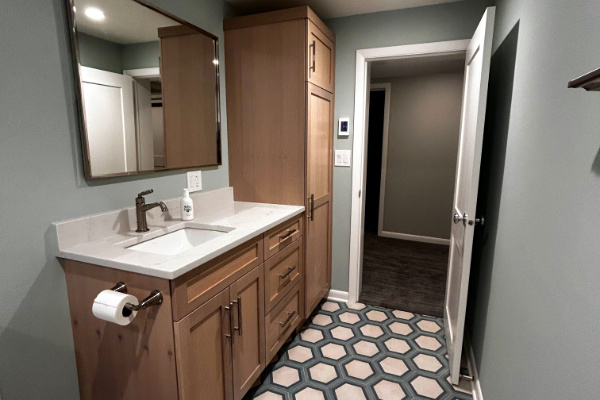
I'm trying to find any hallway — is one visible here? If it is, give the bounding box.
[360,233,449,317]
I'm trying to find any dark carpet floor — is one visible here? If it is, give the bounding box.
[360,233,449,317]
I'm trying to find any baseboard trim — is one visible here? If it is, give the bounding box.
[327,289,349,303]
[465,335,484,400]
[379,231,450,245]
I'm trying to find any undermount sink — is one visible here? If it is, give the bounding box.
[128,227,235,256]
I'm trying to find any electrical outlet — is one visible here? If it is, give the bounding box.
[334,150,351,167]
[186,171,202,192]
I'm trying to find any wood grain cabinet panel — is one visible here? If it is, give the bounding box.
[265,281,303,363]
[265,237,303,313]
[171,237,263,321]
[63,261,179,400]
[307,21,335,93]
[229,266,265,400]
[159,25,220,169]
[263,216,303,260]
[174,288,233,400]
[305,83,333,315]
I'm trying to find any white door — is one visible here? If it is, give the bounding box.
[134,79,155,172]
[445,7,495,385]
[80,66,136,176]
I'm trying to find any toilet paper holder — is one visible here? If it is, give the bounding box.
[110,281,163,312]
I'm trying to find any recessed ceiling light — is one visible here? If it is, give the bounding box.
[85,7,105,21]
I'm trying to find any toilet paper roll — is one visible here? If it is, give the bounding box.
[92,290,139,326]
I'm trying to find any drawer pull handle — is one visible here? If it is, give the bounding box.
[279,229,297,242]
[232,296,242,336]
[278,265,297,281]
[279,310,296,328]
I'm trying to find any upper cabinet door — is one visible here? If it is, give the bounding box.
[229,266,265,400]
[174,288,233,400]
[305,83,334,315]
[307,21,335,93]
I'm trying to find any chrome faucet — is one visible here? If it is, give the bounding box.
[135,189,168,232]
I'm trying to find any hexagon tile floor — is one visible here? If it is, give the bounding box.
[246,301,472,400]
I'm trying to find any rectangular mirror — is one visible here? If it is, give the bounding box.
[66,0,221,179]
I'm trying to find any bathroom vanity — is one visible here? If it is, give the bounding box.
[54,188,304,400]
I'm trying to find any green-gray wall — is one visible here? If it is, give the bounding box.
[78,32,124,73]
[372,73,463,240]
[78,32,160,73]
[325,0,495,291]
[121,41,161,70]
[467,0,600,398]
[0,0,233,398]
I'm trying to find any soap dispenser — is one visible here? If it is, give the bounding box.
[181,189,194,221]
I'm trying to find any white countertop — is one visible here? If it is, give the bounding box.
[53,188,304,279]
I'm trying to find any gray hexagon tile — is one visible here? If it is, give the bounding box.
[247,301,472,400]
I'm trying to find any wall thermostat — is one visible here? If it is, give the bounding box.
[338,118,350,137]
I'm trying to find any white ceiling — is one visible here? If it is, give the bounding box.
[74,0,178,44]
[226,0,462,19]
[371,52,466,79]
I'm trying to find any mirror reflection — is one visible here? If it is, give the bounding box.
[70,0,221,178]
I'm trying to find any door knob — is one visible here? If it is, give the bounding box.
[453,213,468,225]
[468,216,485,226]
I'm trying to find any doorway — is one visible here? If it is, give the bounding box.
[348,7,495,385]
[359,55,466,317]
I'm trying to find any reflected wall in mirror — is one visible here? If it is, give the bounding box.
[67,0,221,178]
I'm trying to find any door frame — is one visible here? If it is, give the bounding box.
[348,39,470,304]
[368,83,392,237]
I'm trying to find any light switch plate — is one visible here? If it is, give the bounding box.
[334,150,351,167]
[186,171,202,192]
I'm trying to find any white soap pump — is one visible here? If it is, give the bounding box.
[181,189,194,221]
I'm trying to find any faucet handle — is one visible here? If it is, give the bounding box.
[137,189,153,198]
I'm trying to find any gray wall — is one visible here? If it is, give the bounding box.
[467,0,600,398]
[0,0,233,398]
[121,41,161,70]
[373,73,463,239]
[78,32,124,74]
[78,32,160,72]
[325,0,495,291]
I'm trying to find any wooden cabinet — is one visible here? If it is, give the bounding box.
[265,237,303,313]
[158,25,219,169]
[63,214,303,400]
[307,21,335,93]
[225,6,335,318]
[229,266,265,400]
[175,265,264,400]
[306,84,334,313]
[174,289,233,400]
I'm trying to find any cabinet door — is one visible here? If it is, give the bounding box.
[174,288,233,400]
[230,265,265,400]
[307,21,335,93]
[305,83,333,316]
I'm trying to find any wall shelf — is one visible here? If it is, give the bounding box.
[569,67,600,91]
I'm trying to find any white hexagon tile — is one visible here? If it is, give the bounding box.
[245,302,472,400]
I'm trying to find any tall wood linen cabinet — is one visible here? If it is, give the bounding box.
[224,7,335,318]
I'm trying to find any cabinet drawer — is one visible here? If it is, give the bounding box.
[307,20,334,93]
[264,216,302,260]
[171,236,264,321]
[265,281,302,362]
[264,237,302,313]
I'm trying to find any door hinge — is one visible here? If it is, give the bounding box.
[358,190,361,198]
